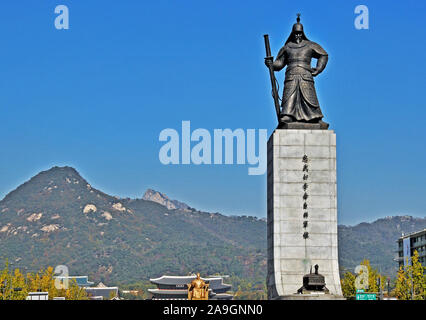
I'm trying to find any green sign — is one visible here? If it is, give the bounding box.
[356,289,365,293]
[356,293,376,300]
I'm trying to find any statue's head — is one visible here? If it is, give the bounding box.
[286,13,309,44]
[196,273,200,279]
[293,31,303,44]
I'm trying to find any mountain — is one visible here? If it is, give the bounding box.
[338,215,426,276]
[0,166,425,287]
[142,189,192,211]
[0,166,266,286]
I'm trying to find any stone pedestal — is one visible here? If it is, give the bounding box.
[274,293,345,300]
[267,129,343,300]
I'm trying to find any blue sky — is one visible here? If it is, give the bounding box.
[0,0,425,225]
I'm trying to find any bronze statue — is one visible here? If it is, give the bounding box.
[264,14,329,129]
[187,273,209,300]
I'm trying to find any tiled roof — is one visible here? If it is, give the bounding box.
[53,276,94,287]
[150,275,231,290]
[150,275,197,285]
[148,288,216,297]
[85,287,118,299]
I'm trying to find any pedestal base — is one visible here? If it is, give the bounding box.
[277,121,329,130]
[267,129,343,299]
[275,293,345,300]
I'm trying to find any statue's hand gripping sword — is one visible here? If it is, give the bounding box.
[263,34,281,122]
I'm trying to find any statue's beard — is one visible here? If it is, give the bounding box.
[295,36,302,43]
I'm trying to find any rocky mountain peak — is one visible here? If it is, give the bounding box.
[37,166,86,182]
[142,189,191,211]
[1,166,87,204]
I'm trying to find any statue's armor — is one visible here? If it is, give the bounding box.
[275,40,328,122]
[191,279,204,288]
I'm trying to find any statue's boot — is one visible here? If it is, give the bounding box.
[318,119,329,129]
[281,115,294,123]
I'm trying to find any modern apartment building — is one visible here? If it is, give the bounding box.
[396,229,426,269]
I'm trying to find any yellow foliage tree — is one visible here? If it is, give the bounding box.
[40,266,59,298]
[394,266,411,300]
[65,279,88,300]
[394,250,425,300]
[409,251,425,300]
[0,259,11,300]
[27,272,41,293]
[360,259,385,293]
[0,261,88,300]
[340,271,356,298]
[109,290,117,300]
[341,260,386,299]
[10,269,28,300]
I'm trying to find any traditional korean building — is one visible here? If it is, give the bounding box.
[84,282,119,300]
[53,276,119,300]
[148,274,233,300]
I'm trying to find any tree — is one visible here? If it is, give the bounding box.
[360,259,385,293]
[10,269,27,300]
[394,251,425,300]
[40,266,59,298]
[27,272,41,293]
[65,279,88,300]
[0,260,11,300]
[341,260,386,299]
[394,266,411,300]
[109,290,117,300]
[409,250,425,300]
[341,271,356,299]
[0,261,89,300]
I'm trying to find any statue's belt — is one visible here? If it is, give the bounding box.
[287,63,313,72]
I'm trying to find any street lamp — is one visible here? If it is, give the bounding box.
[387,277,391,297]
[376,277,384,300]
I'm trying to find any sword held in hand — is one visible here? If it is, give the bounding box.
[263,34,281,122]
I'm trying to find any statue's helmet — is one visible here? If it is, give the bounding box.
[285,14,309,44]
[292,13,304,33]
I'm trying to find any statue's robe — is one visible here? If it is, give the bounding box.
[275,40,328,122]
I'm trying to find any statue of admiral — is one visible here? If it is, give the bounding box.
[265,14,329,128]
